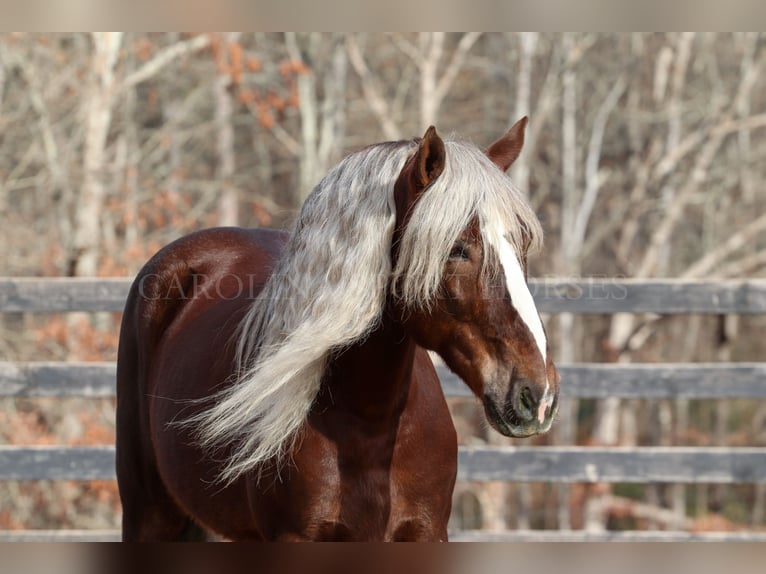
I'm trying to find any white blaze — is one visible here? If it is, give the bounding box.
[494,225,548,365]
[493,224,554,425]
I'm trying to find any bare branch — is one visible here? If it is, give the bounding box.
[388,33,421,68]
[652,130,705,182]
[570,76,626,257]
[652,45,673,102]
[121,34,212,93]
[526,42,563,204]
[433,33,482,107]
[346,35,402,140]
[560,34,578,266]
[0,45,69,194]
[666,33,695,152]
[639,113,766,279]
[711,112,766,138]
[682,211,766,278]
[636,131,724,278]
[718,251,766,278]
[260,111,302,155]
[735,33,762,202]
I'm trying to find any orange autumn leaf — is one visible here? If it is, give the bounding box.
[247,57,262,72]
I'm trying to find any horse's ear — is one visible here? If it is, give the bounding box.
[487,116,528,172]
[413,126,446,190]
[393,126,446,233]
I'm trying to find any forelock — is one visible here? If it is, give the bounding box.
[392,139,543,307]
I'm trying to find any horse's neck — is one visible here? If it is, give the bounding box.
[319,317,416,421]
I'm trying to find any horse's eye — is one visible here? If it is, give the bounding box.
[449,243,470,260]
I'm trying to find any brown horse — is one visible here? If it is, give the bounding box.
[115,118,559,541]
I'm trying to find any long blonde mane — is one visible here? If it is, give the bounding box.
[190,137,542,484]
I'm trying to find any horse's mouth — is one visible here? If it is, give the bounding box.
[482,395,557,438]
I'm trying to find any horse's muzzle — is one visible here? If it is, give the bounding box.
[482,379,558,438]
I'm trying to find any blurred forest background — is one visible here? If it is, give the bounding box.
[1,32,765,534]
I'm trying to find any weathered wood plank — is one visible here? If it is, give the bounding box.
[0,278,131,312]
[1,528,765,543]
[457,446,766,483]
[0,529,121,542]
[0,446,116,480]
[3,445,766,483]
[449,530,766,542]
[2,361,766,399]
[439,363,766,399]
[0,362,116,397]
[529,278,766,314]
[3,277,766,314]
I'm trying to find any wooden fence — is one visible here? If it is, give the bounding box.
[1,277,766,541]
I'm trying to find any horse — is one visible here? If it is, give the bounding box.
[115,117,560,541]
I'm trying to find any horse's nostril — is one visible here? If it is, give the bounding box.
[520,386,534,413]
[512,381,539,423]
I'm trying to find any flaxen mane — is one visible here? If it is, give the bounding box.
[187,137,543,484]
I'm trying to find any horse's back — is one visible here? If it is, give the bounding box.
[136,226,288,291]
[130,226,284,324]
[118,226,288,398]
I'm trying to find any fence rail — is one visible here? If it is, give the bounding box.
[2,529,765,543]
[3,277,766,314]
[3,361,766,399]
[3,445,766,484]
[2,276,765,542]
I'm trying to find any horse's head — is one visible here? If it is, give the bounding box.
[392,118,559,438]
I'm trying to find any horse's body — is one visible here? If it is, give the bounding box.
[117,227,455,540]
[116,120,559,541]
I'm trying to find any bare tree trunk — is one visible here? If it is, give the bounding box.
[286,33,348,201]
[121,46,140,253]
[671,397,689,527]
[396,33,481,131]
[525,42,563,209]
[556,33,579,531]
[0,50,5,115]
[71,32,123,277]
[317,36,348,175]
[65,33,123,359]
[714,315,738,513]
[735,33,760,203]
[679,314,701,524]
[0,55,4,218]
[510,33,537,198]
[346,34,402,140]
[418,33,442,130]
[477,481,509,532]
[555,317,577,531]
[657,33,694,274]
[251,130,273,196]
[215,33,240,227]
[753,483,766,528]
[285,33,320,200]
